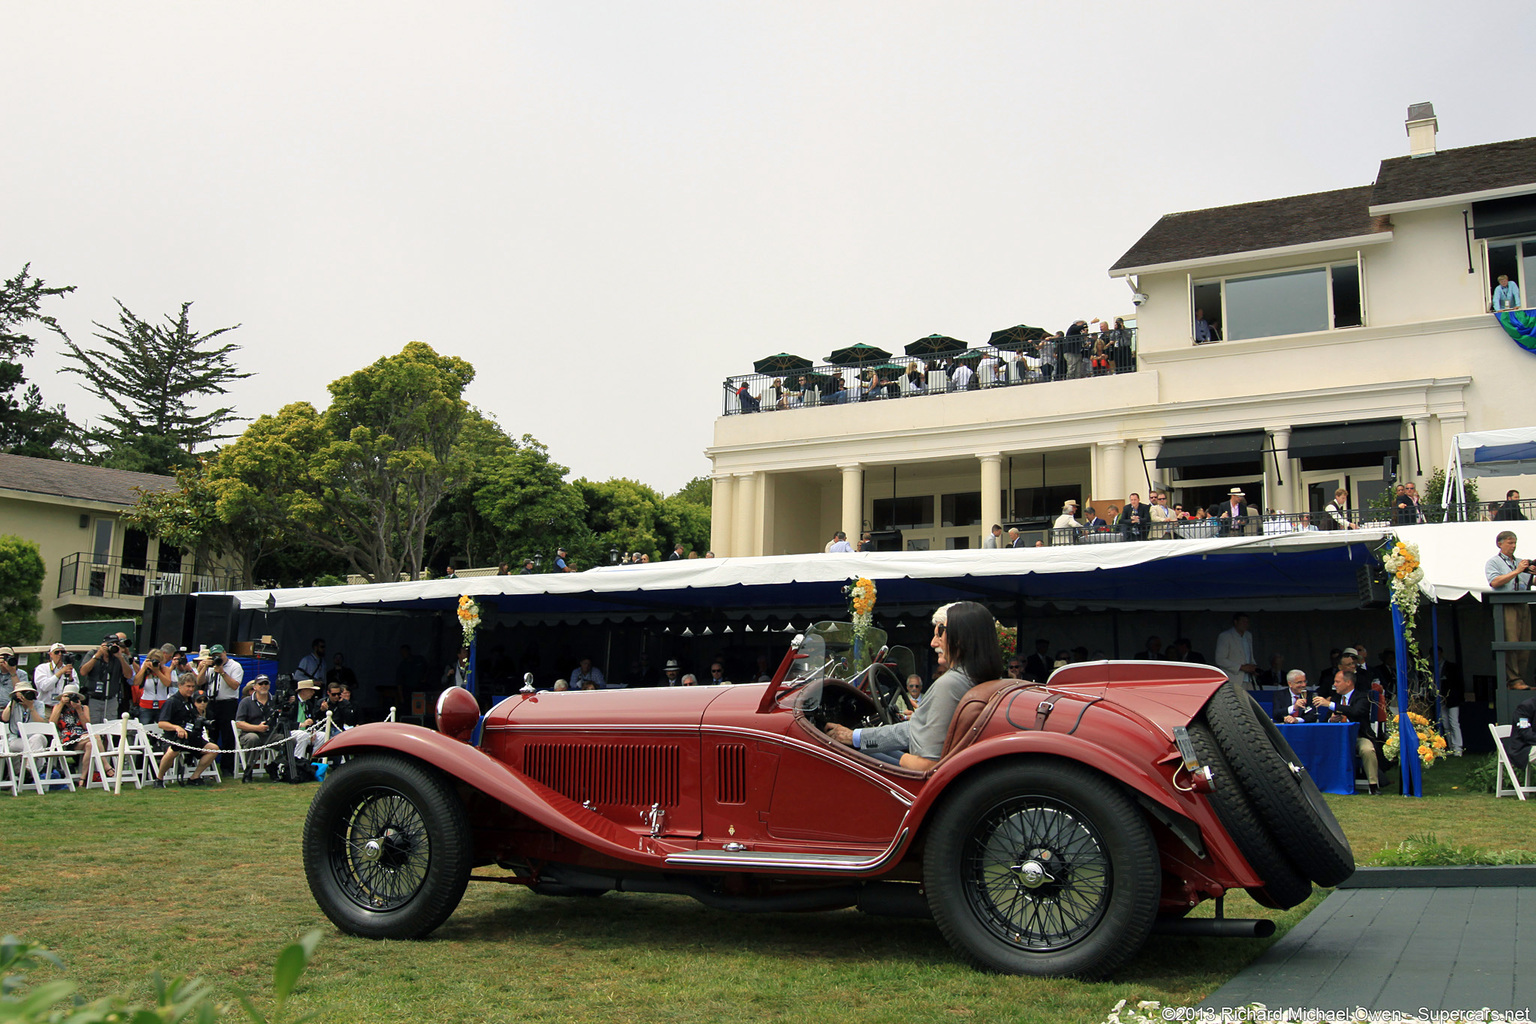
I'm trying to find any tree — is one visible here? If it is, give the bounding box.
[472,432,588,566]
[0,535,46,644]
[0,264,74,459]
[673,475,713,507]
[60,300,250,473]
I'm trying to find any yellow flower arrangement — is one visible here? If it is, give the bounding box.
[457,594,482,649]
[1381,537,1429,679]
[1382,710,1445,769]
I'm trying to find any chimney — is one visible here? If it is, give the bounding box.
[1406,102,1438,157]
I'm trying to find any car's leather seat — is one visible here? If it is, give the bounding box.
[937,679,1030,763]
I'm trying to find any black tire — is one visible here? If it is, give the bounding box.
[923,761,1160,979]
[303,754,472,939]
[1203,683,1354,886]
[1184,721,1312,909]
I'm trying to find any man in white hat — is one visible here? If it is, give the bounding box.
[33,643,69,712]
[284,680,325,783]
[1,679,47,753]
[1053,500,1082,532]
[1219,487,1251,536]
[660,659,683,686]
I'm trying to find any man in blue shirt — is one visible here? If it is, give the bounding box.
[1487,530,1533,690]
[1493,273,1522,311]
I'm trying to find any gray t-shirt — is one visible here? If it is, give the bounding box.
[858,667,975,761]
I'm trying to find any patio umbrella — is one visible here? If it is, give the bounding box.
[904,334,968,357]
[988,324,1050,350]
[825,343,892,366]
[752,352,813,374]
[951,348,984,362]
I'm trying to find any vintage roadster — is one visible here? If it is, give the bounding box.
[303,622,1352,978]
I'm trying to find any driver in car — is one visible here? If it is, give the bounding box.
[824,601,1003,771]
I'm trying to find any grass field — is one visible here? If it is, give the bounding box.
[3,753,1534,1024]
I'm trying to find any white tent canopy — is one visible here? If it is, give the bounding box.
[1442,426,1536,506]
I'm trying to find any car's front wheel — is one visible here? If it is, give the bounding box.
[303,753,472,939]
[923,761,1159,978]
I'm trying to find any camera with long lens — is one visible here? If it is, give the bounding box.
[103,633,124,656]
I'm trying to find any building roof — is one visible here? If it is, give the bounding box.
[1109,186,1389,274]
[0,452,177,506]
[1371,136,1536,209]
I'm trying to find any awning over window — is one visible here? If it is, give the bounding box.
[1156,430,1265,470]
[1288,419,1401,467]
[1473,195,1536,240]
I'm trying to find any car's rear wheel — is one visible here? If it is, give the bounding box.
[1202,682,1354,886]
[923,761,1159,978]
[303,754,471,939]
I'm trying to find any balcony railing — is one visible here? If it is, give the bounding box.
[57,553,240,602]
[1029,500,1536,547]
[722,331,1138,416]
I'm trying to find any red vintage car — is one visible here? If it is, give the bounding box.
[302,623,1352,978]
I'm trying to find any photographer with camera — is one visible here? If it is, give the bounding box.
[48,682,103,784]
[196,644,243,773]
[280,680,325,784]
[134,644,176,726]
[235,674,276,783]
[154,672,219,786]
[79,632,136,725]
[0,646,25,702]
[3,678,48,754]
[32,643,69,714]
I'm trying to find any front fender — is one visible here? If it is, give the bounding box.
[321,724,678,868]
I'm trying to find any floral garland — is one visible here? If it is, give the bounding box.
[1382,710,1447,769]
[845,577,876,676]
[995,622,1018,660]
[1381,538,1429,678]
[457,594,482,650]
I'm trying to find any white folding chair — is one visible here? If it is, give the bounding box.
[123,720,164,782]
[0,741,26,795]
[85,720,142,790]
[233,729,279,780]
[1491,723,1536,800]
[18,722,79,792]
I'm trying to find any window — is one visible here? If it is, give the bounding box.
[940,491,981,528]
[1193,259,1364,342]
[1487,238,1535,310]
[872,495,934,530]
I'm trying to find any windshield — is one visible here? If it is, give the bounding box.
[778,621,916,713]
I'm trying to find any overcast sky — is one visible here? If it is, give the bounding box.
[5,2,1528,493]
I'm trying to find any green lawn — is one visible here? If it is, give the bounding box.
[3,753,1533,1024]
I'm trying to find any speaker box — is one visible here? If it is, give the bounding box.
[143,594,192,651]
[191,594,239,651]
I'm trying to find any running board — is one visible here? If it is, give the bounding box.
[664,829,908,874]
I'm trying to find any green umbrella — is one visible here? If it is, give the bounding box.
[752,352,813,374]
[904,334,968,357]
[988,324,1050,350]
[825,343,892,366]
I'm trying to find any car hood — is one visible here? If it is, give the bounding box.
[489,682,766,730]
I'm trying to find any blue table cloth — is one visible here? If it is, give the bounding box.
[1277,721,1359,795]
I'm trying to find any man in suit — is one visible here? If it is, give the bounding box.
[1023,639,1053,684]
[1118,493,1149,541]
[1082,507,1107,531]
[1313,668,1381,793]
[1277,670,1319,723]
[667,543,685,561]
[982,524,1003,549]
[1219,487,1251,536]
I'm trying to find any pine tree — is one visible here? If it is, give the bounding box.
[60,300,251,474]
[0,264,74,459]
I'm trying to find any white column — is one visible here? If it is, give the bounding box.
[710,473,734,556]
[839,463,862,543]
[979,453,1003,539]
[1266,426,1292,514]
[733,472,757,557]
[1097,440,1126,505]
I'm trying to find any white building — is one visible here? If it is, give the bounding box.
[706,105,1536,555]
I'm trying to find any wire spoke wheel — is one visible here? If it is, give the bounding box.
[331,790,433,911]
[304,754,471,939]
[966,798,1111,951]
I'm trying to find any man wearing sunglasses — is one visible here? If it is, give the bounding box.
[155,673,220,785]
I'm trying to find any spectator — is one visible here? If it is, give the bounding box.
[133,645,175,726]
[554,548,572,572]
[1255,653,1288,688]
[1493,272,1522,311]
[950,359,974,392]
[0,646,24,703]
[1148,491,1175,539]
[1169,637,1206,664]
[1007,527,1023,547]
[283,680,324,784]
[569,657,606,690]
[156,673,219,786]
[1082,507,1106,531]
[753,653,774,683]
[1004,656,1026,680]
[1133,636,1163,660]
[1219,488,1252,536]
[1194,307,1218,343]
[326,653,359,691]
[660,659,683,686]
[828,531,854,553]
[196,644,244,772]
[707,661,729,685]
[1277,670,1319,723]
[1486,529,1533,690]
[1214,613,1258,688]
[295,638,326,682]
[235,674,275,783]
[1312,668,1381,794]
[1436,647,1464,756]
[1118,493,1149,541]
[32,643,67,712]
[1024,638,1053,683]
[318,680,357,736]
[520,559,536,574]
[1494,489,1526,522]
[679,673,698,687]
[79,633,135,725]
[497,562,511,576]
[1316,648,1343,692]
[49,682,101,783]
[904,674,924,711]
[2,679,46,753]
[983,524,1003,549]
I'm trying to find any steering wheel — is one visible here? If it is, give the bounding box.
[863,663,905,727]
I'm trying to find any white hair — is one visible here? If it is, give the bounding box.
[1286,669,1308,685]
[932,602,959,627]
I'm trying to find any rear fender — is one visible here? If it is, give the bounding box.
[320,723,675,867]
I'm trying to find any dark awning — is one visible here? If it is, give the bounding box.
[1288,419,1401,463]
[1473,195,1536,240]
[1156,430,1265,470]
